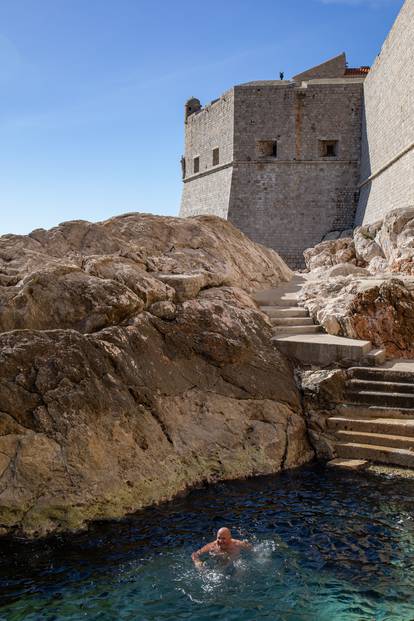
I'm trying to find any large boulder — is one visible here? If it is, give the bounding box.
[301,275,414,357]
[302,208,414,357]
[303,237,356,272]
[0,214,311,537]
[304,207,414,276]
[0,214,292,334]
[353,224,384,265]
[300,369,347,461]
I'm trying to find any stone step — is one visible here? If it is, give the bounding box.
[345,389,414,409]
[348,367,414,384]
[336,403,414,419]
[328,416,414,436]
[327,458,369,471]
[347,378,414,394]
[253,278,306,308]
[335,429,414,450]
[261,306,309,318]
[273,334,372,365]
[364,349,387,366]
[335,441,414,468]
[270,317,315,326]
[272,325,322,335]
[269,298,299,308]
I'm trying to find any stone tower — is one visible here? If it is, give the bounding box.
[179,53,368,268]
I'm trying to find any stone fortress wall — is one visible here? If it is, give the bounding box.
[180,0,413,267]
[356,0,414,225]
[228,79,363,267]
[180,90,234,219]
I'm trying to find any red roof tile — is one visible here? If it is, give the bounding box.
[345,66,370,76]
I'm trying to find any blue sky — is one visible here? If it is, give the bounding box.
[0,0,404,235]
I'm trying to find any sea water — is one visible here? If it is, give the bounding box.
[1,464,414,620]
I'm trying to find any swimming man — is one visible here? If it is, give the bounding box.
[191,527,252,569]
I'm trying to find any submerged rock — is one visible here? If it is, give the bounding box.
[0,213,312,537]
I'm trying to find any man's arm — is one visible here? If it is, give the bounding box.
[191,542,213,568]
[238,540,253,551]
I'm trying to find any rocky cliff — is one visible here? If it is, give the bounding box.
[0,214,312,537]
[301,208,414,357]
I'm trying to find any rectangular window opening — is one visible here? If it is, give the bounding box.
[319,140,338,158]
[256,140,278,158]
[193,156,200,174]
[212,148,220,166]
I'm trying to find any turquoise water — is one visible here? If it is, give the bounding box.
[1,465,414,621]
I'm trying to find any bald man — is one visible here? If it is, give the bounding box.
[191,527,252,569]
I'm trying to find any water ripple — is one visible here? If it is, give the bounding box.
[1,464,414,620]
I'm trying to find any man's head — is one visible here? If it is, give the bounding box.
[216,527,232,550]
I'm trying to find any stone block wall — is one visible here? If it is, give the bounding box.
[228,161,359,269]
[228,81,362,267]
[293,53,346,82]
[180,90,234,218]
[356,0,414,225]
[180,167,233,218]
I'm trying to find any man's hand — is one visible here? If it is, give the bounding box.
[191,542,212,569]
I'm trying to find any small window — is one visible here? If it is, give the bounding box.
[256,140,277,158]
[193,156,199,173]
[320,140,338,158]
[212,148,220,166]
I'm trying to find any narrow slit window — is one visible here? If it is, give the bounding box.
[212,148,220,166]
[256,140,278,158]
[193,156,200,173]
[319,140,338,158]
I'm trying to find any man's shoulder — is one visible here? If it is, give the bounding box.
[232,538,246,546]
[233,539,251,549]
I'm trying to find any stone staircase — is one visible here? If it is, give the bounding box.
[255,280,414,468]
[259,299,386,366]
[254,277,386,366]
[329,367,414,468]
[260,304,322,336]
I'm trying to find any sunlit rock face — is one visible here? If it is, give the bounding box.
[302,208,414,357]
[305,208,414,275]
[0,213,312,537]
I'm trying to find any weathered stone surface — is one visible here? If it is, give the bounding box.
[0,264,145,334]
[155,273,207,302]
[0,214,312,537]
[304,238,356,272]
[327,459,368,471]
[300,369,346,461]
[301,275,414,357]
[302,209,414,357]
[148,300,176,320]
[353,225,383,264]
[345,278,414,357]
[324,263,369,278]
[367,256,389,275]
[309,262,369,281]
[301,369,346,406]
[0,213,292,335]
[305,208,414,276]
